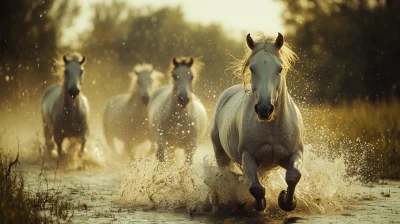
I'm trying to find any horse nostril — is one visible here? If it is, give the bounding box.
[269,104,274,114]
[142,96,149,105]
[68,88,80,98]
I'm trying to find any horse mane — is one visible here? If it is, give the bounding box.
[227,31,298,91]
[54,51,85,80]
[128,63,164,93]
[167,57,204,83]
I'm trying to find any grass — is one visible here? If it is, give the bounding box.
[0,146,75,223]
[302,99,400,181]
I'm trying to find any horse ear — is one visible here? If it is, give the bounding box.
[172,57,179,67]
[63,55,69,64]
[79,56,86,65]
[188,57,194,67]
[246,33,255,50]
[275,32,284,50]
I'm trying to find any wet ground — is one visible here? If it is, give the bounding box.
[21,143,400,224]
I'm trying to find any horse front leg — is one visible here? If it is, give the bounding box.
[184,140,196,166]
[156,134,166,162]
[278,151,302,211]
[54,134,65,160]
[43,122,54,155]
[242,151,266,211]
[78,135,87,158]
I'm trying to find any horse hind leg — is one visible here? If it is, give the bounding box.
[278,151,302,212]
[242,151,266,211]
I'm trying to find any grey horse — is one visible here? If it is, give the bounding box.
[41,53,89,159]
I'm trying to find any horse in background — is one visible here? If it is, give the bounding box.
[148,57,207,165]
[103,64,163,154]
[41,53,89,159]
[211,32,303,211]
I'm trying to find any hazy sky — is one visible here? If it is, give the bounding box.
[64,0,285,44]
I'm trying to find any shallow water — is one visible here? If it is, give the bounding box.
[19,142,400,223]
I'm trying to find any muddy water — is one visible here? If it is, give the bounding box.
[19,141,400,224]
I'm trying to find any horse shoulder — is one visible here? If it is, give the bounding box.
[79,94,90,117]
[41,84,61,119]
[148,86,172,123]
[191,94,208,138]
[282,96,304,152]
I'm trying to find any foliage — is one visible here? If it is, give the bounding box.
[0,149,74,223]
[0,0,79,108]
[278,0,400,101]
[302,99,400,180]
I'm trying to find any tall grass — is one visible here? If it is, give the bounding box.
[0,148,74,223]
[302,99,400,181]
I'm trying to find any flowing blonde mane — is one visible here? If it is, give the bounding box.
[54,51,85,80]
[167,57,204,83]
[128,63,163,93]
[227,31,298,91]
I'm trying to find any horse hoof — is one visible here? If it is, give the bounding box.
[278,190,297,211]
[254,197,266,211]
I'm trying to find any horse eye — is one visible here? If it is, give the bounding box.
[279,68,283,73]
[249,67,254,73]
[173,75,178,79]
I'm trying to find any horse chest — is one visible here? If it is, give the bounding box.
[241,119,299,166]
[161,111,196,144]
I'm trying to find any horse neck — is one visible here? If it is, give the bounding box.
[275,77,291,122]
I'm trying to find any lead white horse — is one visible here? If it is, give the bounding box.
[211,32,303,211]
[103,64,162,154]
[41,53,89,159]
[148,57,207,165]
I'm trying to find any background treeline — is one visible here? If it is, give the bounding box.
[1,0,399,180]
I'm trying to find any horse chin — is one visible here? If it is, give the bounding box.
[256,113,273,122]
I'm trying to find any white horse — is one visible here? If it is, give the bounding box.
[41,53,89,159]
[103,64,162,153]
[211,32,303,211]
[148,57,207,165]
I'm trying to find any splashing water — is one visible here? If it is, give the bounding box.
[119,143,360,217]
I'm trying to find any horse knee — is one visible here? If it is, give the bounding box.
[285,168,301,186]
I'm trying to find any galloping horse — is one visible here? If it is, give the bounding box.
[148,57,207,165]
[103,64,162,153]
[211,32,303,211]
[41,53,89,159]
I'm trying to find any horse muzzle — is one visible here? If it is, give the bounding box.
[68,88,80,99]
[141,96,149,105]
[255,103,274,121]
[178,95,190,107]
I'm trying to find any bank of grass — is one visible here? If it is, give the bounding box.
[302,99,400,181]
[0,149,74,223]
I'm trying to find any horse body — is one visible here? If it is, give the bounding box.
[103,93,149,151]
[103,64,161,153]
[41,54,89,158]
[213,84,303,168]
[149,86,207,148]
[211,32,303,211]
[148,57,207,164]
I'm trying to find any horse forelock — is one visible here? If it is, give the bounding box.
[227,31,298,92]
[54,52,85,81]
[168,57,203,83]
[129,63,163,93]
